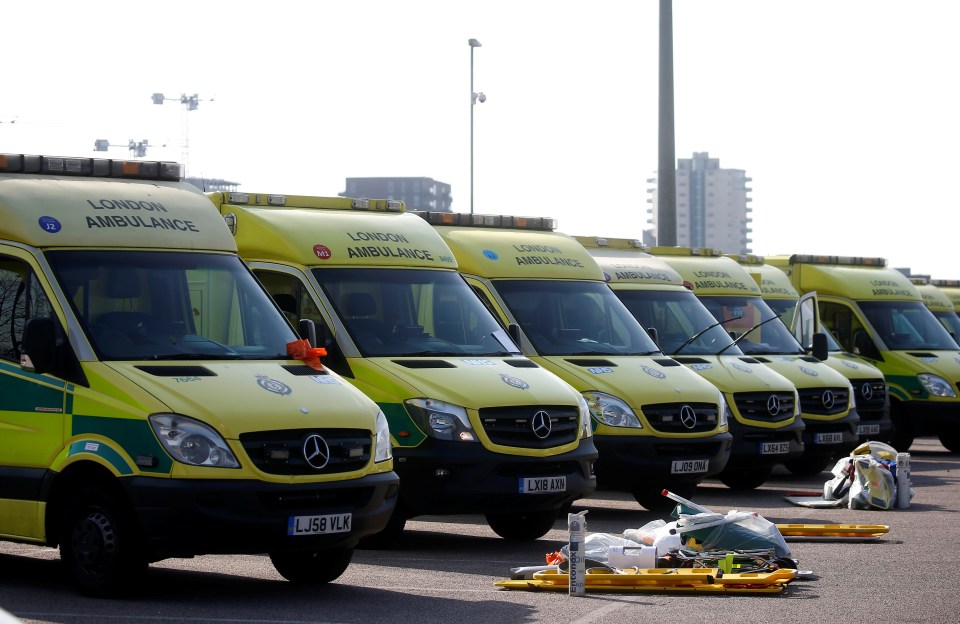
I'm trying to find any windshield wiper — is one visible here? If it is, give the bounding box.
[149,353,244,360]
[672,314,742,355]
[715,315,784,356]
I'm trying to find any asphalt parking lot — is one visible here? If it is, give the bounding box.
[1,436,957,624]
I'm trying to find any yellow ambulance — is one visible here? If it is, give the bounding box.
[734,255,892,443]
[910,277,960,342]
[575,237,803,490]
[0,153,398,596]
[768,255,960,451]
[653,248,860,475]
[415,212,732,511]
[206,193,597,541]
[931,279,960,313]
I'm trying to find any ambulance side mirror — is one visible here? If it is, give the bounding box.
[508,322,522,346]
[298,318,318,347]
[646,327,660,348]
[811,332,828,361]
[20,317,57,375]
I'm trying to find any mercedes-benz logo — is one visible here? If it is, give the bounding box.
[766,395,781,416]
[861,382,873,401]
[303,434,331,470]
[821,390,835,410]
[531,410,553,439]
[679,405,697,429]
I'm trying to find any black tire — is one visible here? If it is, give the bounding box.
[938,431,960,453]
[270,546,354,584]
[357,509,408,549]
[888,403,914,451]
[633,483,696,512]
[783,457,831,476]
[888,427,914,452]
[485,509,558,541]
[719,466,772,491]
[59,487,147,597]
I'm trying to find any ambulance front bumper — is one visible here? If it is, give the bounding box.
[592,431,733,489]
[123,471,399,560]
[391,438,597,517]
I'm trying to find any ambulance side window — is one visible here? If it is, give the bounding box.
[254,271,330,328]
[820,301,867,354]
[0,257,54,361]
[469,285,508,329]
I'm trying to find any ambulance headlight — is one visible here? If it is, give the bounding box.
[577,394,594,438]
[847,382,857,408]
[149,414,240,468]
[717,391,731,428]
[405,398,478,442]
[583,392,642,428]
[918,373,957,397]
[374,410,393,462]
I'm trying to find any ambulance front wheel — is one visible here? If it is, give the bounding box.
[783,457,831,476]
[719,466,772,491]
[937,431,960,453]
[269,546,354,584]
[632,483,696,512]
[485,509,558,541]
[59,486,147,597]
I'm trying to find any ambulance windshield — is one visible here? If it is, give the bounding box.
[47,251,298,361]
[313,267,520,357]
[613,288,742,356]
[699,296,805,356]
[859,300,960,351]
[494,280,661,357]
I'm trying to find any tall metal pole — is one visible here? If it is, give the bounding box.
[469,39,482,214]
[658,0,677,246]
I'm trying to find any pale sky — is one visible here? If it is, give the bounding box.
[4,1,959,279]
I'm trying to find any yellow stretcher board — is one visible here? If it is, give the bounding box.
[495,567,794,594]
[775,524,889,540]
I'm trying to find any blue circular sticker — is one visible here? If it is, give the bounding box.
[483,249,499,260]
[38,216,62,233]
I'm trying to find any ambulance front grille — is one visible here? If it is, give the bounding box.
[642,402,718,433]
[239,428,371,475]
[733,391,796,422]
[852,379,886,408]
[797,387,850,416]
[478,405,580,448]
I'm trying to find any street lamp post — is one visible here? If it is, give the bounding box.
[469,38,485,214]
[151,92,211,176]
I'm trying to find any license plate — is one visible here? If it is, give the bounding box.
[519,476,567,493]
[671,459,708,474]
[760,441,791,455]
[858,424,880,435]
[287,513,352,536]
[815,432,844,444]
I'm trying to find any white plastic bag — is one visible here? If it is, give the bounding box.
[676,510,791,558]
[623,519,667,546]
